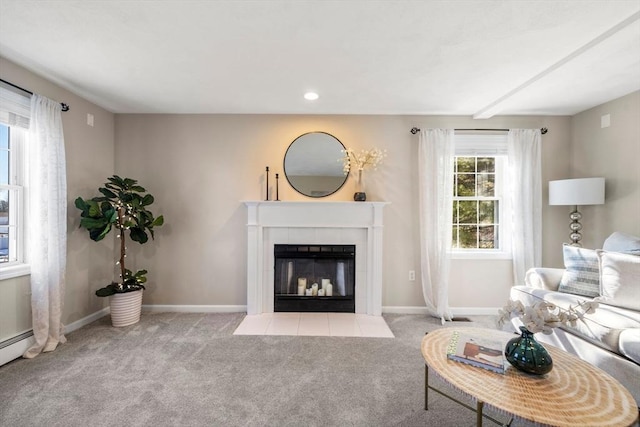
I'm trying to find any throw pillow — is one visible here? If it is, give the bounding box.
[597,250,640,311]
[558,244,600,298]
[602,232,640,255]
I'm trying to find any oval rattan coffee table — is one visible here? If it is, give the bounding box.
[421,327,638,427]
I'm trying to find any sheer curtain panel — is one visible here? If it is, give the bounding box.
[507,129,542,285]
[418,129,454,323]
[24,95,67,358]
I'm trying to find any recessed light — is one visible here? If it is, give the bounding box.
[304,92,319,101]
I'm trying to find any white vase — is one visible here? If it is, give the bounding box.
[109,290,143,327]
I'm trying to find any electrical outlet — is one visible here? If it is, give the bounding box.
[409,270,415,281]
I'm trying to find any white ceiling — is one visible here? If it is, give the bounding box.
[1,1,639,116]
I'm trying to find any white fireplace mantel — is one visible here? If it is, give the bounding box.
[244,201,388,315]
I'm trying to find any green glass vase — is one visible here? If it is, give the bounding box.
[504,326,553,375]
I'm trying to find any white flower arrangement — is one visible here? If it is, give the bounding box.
[497,298,599,335]
[340,147,386,175]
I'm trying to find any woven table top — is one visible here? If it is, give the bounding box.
[421,327,638,427]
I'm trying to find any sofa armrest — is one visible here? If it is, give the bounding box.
[525,267,564,291]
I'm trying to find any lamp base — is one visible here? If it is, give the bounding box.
[569,207,582,247]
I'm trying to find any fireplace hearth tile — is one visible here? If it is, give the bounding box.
[232,313,272,335]
[298,313,331,336]
[233,313,394,338]
[265,313,300,335]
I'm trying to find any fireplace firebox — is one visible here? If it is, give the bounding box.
[274,244,355,312]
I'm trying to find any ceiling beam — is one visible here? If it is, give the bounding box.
[473,11,640,119]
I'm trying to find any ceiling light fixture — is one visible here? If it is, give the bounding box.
[304,92,319,101]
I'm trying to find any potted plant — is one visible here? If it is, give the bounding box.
[75,175,164,327]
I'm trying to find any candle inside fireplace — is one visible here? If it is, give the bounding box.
[326,283,333,297]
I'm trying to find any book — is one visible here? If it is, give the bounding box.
[446,331,506,374]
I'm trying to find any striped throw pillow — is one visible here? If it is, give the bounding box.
[558,244,600,297]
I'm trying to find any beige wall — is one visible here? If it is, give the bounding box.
[0,57,115,336]
[570,91,640,248]
[115,114,571,310]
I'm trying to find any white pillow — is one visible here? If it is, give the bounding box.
[558,245,600,297]
[602,232,640,255]
[597,250,640,311]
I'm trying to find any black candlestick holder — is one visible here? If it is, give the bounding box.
[265,166,269,201]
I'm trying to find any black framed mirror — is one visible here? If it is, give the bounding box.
[283,132,347,198]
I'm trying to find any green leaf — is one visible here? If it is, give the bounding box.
[123,178,137,187]
[99,187,117,198]
[89,224,112,241]
[74,197,88,211]
[80,217,108,229]
[95,283,119,297]
[129,227,149,244]
[131,185,146,193]
[87,200,102,217]
[141,194,154,206]
[152,215,164,227]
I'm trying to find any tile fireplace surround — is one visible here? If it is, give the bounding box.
[244,201,388,316]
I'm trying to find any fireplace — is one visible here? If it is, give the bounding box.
[244,201,387,315]
[274,244,356,312]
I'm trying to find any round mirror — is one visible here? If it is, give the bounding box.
[284,132,347,198]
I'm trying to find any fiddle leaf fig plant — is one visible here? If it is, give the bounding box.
[75,175,164,297]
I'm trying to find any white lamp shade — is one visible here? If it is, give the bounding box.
[549,177,605,206]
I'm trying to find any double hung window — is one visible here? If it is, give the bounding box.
[0,84,30,277]
[451,134,510,258]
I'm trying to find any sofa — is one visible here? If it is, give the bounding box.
[510,232,640,406]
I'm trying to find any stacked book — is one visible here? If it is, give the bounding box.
[446,331,506,374]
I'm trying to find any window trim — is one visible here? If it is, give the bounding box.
[0,124,28,275]
[449,134,512,260]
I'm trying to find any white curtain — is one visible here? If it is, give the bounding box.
[507,129,542,285]
[24,95,67,358]
[418,129,454,323]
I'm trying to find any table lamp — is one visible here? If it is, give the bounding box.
[549,177,605,246]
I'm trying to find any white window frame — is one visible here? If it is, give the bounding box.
[450,134,512,260]
[0,122,30,279]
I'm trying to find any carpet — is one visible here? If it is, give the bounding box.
[0,312,537,426]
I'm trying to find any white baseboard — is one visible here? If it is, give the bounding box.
[64,307,110,334]
[142,304,247,313]
[382,306,500,316]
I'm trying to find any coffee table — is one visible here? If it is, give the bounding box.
[421,327,638,427]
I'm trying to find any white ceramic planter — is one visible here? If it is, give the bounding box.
[109,290,143,327]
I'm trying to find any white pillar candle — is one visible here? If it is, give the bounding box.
[311,283,318,296]
[305,288,312,296]
[297,284,306,296]
[298,278,307,287]
[318,289,325,297]
[326,283,333,297]
[321,278,330,290]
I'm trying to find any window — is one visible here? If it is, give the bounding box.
[0,83,30,278]
[451,134,510,257]
[0,123,26,266]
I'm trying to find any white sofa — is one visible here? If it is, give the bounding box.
[510,232,640,406]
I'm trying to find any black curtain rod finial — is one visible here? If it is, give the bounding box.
[0,78,70,112]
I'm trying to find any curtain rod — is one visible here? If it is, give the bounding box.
[410,127,548,135]
[0,78,70,112]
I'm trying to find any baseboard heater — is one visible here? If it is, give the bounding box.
[0,330,34,366]
[0,330,33,350]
